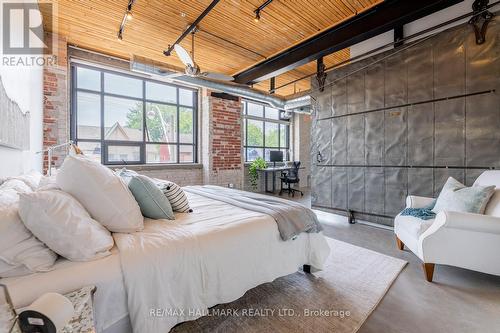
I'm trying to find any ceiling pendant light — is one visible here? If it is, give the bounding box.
[254,11,261,22]
[126,11,133,20]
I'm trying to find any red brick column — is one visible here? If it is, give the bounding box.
[43,33,68,174]
[211,94,242,172]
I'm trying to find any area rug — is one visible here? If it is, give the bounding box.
[173,238,407,333]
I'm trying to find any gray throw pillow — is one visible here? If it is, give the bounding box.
[432,177,495,214]
[128,175,175,220]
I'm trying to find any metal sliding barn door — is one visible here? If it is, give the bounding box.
[310,15,500,226]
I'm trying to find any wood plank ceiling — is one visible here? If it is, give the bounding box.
[41,0,382,97]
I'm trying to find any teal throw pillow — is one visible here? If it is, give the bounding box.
[128,175,175,220]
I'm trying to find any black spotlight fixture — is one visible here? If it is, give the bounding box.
[254,0,273,22]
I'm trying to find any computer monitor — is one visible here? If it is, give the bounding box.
[270,150,283,167]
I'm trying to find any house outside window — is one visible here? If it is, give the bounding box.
[71,63,197,165]
[242,100,290,162]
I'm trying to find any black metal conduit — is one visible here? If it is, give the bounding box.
[317,89,496,121]
[272,0,500,93]
[163,0,221,56]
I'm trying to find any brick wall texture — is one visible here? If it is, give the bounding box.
[43,32,68,173]
[210,95,242,171]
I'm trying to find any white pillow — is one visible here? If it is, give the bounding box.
[5,171,42,190]
[0,191,57,277]
[56,155,144,232]
[18,190,114,261]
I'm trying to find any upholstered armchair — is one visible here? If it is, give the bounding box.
[394,171,500,282]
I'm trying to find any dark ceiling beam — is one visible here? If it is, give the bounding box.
[233,0,464,84]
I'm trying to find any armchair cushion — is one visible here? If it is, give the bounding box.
[432,177,495,214]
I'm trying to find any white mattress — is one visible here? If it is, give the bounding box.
[1,247,128,332]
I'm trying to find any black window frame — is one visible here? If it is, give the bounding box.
[242,100,290,162]
[70,63,198,165]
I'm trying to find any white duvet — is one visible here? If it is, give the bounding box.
[113,191,330,333]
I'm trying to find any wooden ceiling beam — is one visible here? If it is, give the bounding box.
[233,0,464,84]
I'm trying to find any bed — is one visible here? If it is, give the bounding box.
[2,189,330,333]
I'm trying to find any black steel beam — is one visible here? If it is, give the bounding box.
[233,0,464,84]
[163,0,221,56]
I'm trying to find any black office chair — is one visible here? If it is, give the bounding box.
[279,161,303,197]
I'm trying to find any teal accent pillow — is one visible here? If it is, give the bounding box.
[432,177,495,214]
[128,175,175,220]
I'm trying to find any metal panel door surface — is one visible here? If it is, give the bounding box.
[331,77,348,116]
[347,71,365,114]
[313,118,332,165]
[434,28,465,98]
[347,167,364,212]
[331,167,348,210]
[434,98,465,166]
[408,168,434,197]
[311,166,332,208]
[385,167,408,216]
[408,103,434,166]
[465,93,500,167]
[365,167,385,214]
[331,118,347,165]
[407,41,434,103]
[365,112,384,165]
[385,52,407,107]
[385,108,407,166]
[347,114,365,165]
[365,62,385,110]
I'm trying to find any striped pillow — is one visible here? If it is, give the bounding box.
[155,180,192,213]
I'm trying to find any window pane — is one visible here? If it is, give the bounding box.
[280,148,289,161]
[107,145,141,163]
[246,147,263,161]
[146,144,177,163]
[247,102,263,117]
[265,107,280,120]
[246,119,263,146]
[77,92,101,139]
[146,81,176,104]
[179,89,193,106]
[104,96,143,141]
[104,73,142,98]
[179,107,193,143]
[180,145,194,163]
[265,122,279,147]
[280,124,288,148]
[77,67,100,91]
[145,103,177,143]
[77,141,101,163]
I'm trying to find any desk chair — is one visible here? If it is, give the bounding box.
[279,161,303,197]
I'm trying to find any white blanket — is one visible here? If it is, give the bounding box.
[113,192,330,333]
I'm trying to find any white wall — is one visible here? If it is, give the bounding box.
[0,0,44,177]
[350,0,487,59]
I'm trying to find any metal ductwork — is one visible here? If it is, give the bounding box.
[172,75,286,109]
[130,54,312,110]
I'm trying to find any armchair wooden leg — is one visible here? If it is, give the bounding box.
[396,236,405,250]
[422,263,435,282]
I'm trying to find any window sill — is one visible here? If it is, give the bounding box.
[109,163,203,171]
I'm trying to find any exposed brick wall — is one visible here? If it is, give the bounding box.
[211,95,242,171]
[200,90,244,188]
[43,32,69,174]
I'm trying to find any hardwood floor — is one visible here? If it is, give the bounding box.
[265,188,500,333]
